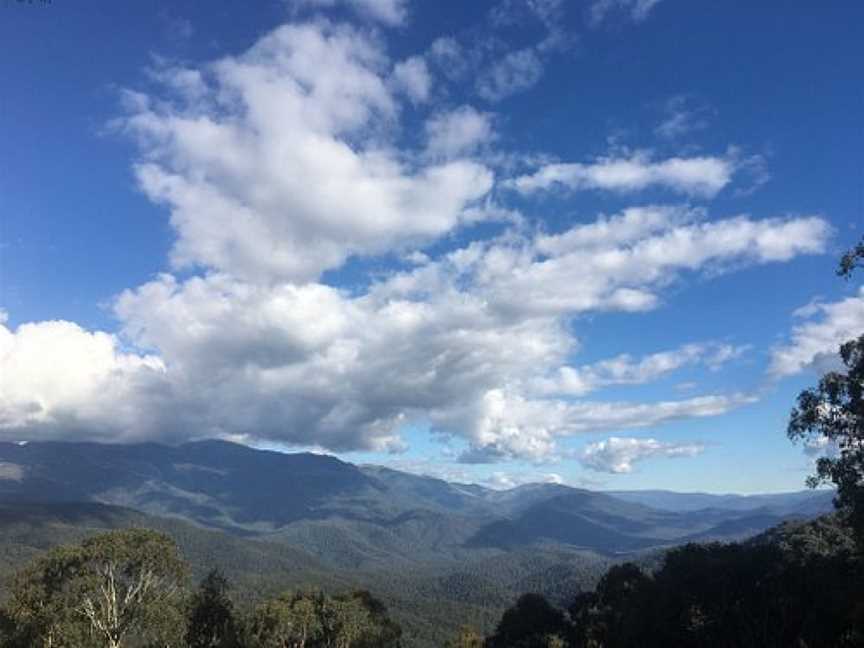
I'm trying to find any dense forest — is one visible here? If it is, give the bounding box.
[473,515,863,647]
[0,512,860,647]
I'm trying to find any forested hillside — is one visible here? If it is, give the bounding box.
[471,515,863,648]
[0,439,837,646]
[1,512,860,647]
[0,502,608,647]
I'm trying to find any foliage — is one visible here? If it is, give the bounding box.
[1,528,187,648]
[838,236,864,278]
[0,530,405,648]
[186,569,240,648]
[244,588,401,648]
[789,236,864,543]
[77,528,189,648]
[2,544,91,647]
[479,515,863,647]
[485,593,569,648]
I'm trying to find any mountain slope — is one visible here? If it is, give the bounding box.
[0,440,833,563]
[0,500,606,648]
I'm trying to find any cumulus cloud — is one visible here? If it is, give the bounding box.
[580,436,705,474]
[121,22,493,283]
[112,272,573,454]
[0,17,837,465]
[0,202,828,459]
[425,106,494,158]
[769,287,864,378]
[507,152,737,198]
[0,319,167,441]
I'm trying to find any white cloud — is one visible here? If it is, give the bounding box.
[0,320,167,441]
[455,390,751,463]
[379,206,830,319]
[482,471,564,490]
[295,0,409,25]
[580,436,705,474]
[769,287,864,378]
[531,342,749,396]
[111,272,573,455]
[0,18,837,463]
[391,55,431,103]
[507,152,736,198]
[589,0,663,26]
[476,48,545,102]
[121,22,493,283]
[425,106,494,158]
[0,201,827,458]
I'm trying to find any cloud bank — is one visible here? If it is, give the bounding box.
[0,15,836,471]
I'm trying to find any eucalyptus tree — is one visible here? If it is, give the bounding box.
[789,236,864,543]
[3,529,188,648]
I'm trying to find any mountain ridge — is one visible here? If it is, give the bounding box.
[0,439,832,564]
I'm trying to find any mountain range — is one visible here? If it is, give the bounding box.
[0,439,835,647]
[0,439,832,563]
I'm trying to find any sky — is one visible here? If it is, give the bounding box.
[1,0,862,493]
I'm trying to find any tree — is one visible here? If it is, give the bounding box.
[74,529,188,648]
[485,593,569,648]
[335,590,401,648]
[2,545,89,648]
[838,237,864,278]
[3,529,188,648]
[789,236,864,543]
[245,589,401,648]
[245,590,323,648]
[186,569,240,648]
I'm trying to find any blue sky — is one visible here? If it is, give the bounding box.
[1,0,862,493]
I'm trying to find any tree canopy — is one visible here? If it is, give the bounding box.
[3,528,187,648]
[789,236,864,543]
[0,530,404,648]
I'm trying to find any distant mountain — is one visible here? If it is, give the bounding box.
[0,440,833,565]
[0,440,373,530]
[606,489,835,515]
